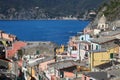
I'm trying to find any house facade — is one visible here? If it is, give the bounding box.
[0,30,17,42]
[90,50,109,71]
[90,36,120,71]
[68,34,101,61]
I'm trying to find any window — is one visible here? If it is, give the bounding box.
[73,46,77,50]
[92,44,93,50]
[110,53,114,59]
[102,25,104,28]
[81,37,84,40]
[88,45,91,50]
[85,52,88,59]
[96,45,99,50]
[84,76,86,80]
[0,41,3,45]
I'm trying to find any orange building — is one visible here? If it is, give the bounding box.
[0,30,17,42]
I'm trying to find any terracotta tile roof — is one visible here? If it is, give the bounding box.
[7,41,26,58]
[64,71,75,78]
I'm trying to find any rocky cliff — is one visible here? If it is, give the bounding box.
[86,0,120,29]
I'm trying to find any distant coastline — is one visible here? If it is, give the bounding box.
[0,18,90,21]
[0,15,90,21]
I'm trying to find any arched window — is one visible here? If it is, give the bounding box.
[85,52,88,58]
[102,25,104,28]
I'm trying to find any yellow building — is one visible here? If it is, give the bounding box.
[27,67,37,80]
[90,35,120,71]
[90,45,119,71]
[90,50,107,70]
[56,45,64,54]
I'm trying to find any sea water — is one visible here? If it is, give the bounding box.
[0,20,89,45]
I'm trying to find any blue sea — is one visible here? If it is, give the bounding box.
[0,20,89,45]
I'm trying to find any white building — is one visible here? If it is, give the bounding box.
[97,14,108,31]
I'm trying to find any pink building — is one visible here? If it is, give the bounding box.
[0,30,17,42]
[68,36,79,58]
[64,71,75,78]
[47,60,77,79]
[83,27,93,34]
[39,57,55,71]
[68,38,91,60]
[69,36,78,50]
[82,74,90,80]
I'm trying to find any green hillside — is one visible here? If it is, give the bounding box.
[0,0,108,20]
[103,0,120,21]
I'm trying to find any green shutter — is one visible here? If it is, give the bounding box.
[60,71,64,78]
[36,50,40,55]
[39,75,43,80]
[110,53,114,59]
[96,45,98,50]
[81,37,84,40]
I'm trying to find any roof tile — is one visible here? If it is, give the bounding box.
[7,41,26,58]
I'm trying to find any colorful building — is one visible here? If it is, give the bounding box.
[47,60,77,80]
[23,56,55,80]
[0,30,17,42]
[90,49,108,70]
[68,33,100,61]
[79,34,91,42]
[90,36,120,71]
[56,45,65,54]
